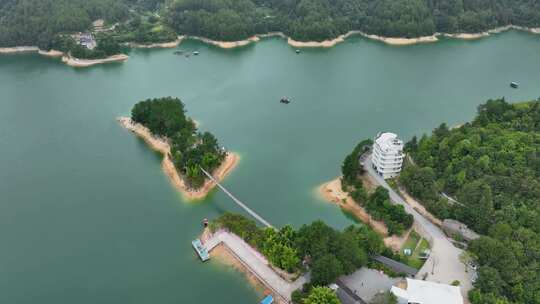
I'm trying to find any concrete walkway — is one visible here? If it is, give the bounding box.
[363,156,473,296]
[204,230,308,302]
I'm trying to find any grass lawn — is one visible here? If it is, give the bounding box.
[400,231,430,269]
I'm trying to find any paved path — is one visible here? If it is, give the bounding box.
[204,230,308,302]
[363,156,473,295]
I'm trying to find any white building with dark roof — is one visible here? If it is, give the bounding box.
[371,132,404,179]
[391,279,464,304]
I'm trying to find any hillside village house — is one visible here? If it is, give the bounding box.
[371,132,404,179]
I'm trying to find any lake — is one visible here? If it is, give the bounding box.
[1,31,539,304]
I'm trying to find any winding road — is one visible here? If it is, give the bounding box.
[363,156,473,296]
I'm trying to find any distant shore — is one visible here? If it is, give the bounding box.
[2,24,539,65]
[0,46,128,67]
[117,117,239,201]
[318,177,408,251]
[183,25,540,49]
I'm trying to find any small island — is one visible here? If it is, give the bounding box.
[118,97,239,200]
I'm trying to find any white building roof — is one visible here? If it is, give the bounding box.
[375,132,402,152]
[391,279,464,304]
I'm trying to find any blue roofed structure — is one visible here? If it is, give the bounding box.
[260,295,273,304]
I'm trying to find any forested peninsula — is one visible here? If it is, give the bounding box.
[118,97,239,200]
[400,99,540,304]
[2,0,540,52]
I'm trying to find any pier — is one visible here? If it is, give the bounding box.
[203,230,308,303]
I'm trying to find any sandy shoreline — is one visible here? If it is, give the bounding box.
[0,46,40,54]
[210,244,269,294]
[318,177,408,251]
[183,25,540,49]
[117,117,239,201]
[62,54,128,67]
[128,36,185,49]
[188,35,261,49]
[38,49,64,57]
[0,46,128,67]
[2,24,539,63]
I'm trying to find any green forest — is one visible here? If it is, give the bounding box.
[400,99,540,304]
[164,0,540,41]
[3,0,540,48]
[131,97,226,189]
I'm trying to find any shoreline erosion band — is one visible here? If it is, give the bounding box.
[1,25,539,68]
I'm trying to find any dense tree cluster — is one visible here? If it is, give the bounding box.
[213,213,385,287]
[0,0,130,48]
[342,139,373,188]
[341,139,413,235]
[303,286,341,304]
[131,97,226,189]
[113,15,177,44]
[0,0,172,54]
[164,0,540,41]
[3,0,540,48]
[400,99,540,304]
[362,187,414,235]
[48,34,124,59]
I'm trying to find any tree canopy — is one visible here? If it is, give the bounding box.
[400,99,540,304]
[3,0,540,47]
[213,213,384,286]
[303,286,340,304]
[131,97,226,189]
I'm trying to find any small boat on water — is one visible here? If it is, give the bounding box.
[510,81,519,89]
[193,51,200,55]
[280,97,291,104]
[295,49,300,54]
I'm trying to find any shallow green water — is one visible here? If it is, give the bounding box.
[1,31,539,304]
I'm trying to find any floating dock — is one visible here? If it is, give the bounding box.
[192,239,210,262]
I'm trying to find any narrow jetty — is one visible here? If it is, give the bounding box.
[199,166,273,228]
[203,230,308,302]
